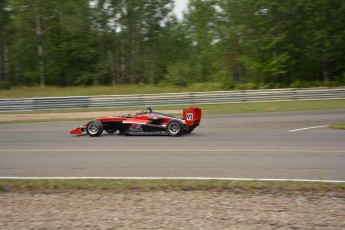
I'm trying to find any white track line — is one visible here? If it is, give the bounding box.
[289,125,328,132]
[0,177,344,183]
[1,149,345,153]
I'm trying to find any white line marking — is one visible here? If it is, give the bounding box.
[0,149,345,153]
[0,177,344,183]
[289,125,328,132]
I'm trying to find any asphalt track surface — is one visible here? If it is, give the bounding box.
[0,110,344,180]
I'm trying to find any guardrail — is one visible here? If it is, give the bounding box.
[0,87,344,112]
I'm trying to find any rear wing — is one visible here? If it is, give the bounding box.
[183,107,202,126]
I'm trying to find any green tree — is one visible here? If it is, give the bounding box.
[92,0,173,85]
[0,0,11,85]
[7,0,99,86]
[2,0,344,88]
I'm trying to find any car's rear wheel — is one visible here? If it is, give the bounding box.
[185,126,196,134]
[185,122,199,134]
[166,120,184,137]
[86,120,104,137]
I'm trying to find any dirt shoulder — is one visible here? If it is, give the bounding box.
[1,191,344,229]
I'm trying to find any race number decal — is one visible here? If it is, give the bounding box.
[186,113,193,121]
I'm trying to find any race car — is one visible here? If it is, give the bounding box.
[70,107,202,137]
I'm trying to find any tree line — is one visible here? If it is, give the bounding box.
[1,0,345,89]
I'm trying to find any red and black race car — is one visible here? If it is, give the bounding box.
[70,107,202,137]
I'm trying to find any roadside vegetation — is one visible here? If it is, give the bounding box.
[1,179,344,194]
[330,123,345,130]
[0,99,345,125]
[1,1,345,90]
[0,85,194,99]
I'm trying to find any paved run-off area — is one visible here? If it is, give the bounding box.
[1,191,344,229]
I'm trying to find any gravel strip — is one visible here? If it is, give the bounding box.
[1,191,344,229]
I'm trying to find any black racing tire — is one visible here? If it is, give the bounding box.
[86,120,104,137]
[166,120,184,137]
[105,129,117,134]
[185,126,196,134]
[185,121,199,134]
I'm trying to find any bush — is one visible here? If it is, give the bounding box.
[0,81,12,90]
[188,82,224,91]
[290,80,307,88]
[164,63,190,87]
[235,82,258,90]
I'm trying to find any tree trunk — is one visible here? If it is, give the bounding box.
[3,32,10,82]
[15,61,21,83]
[108,49,116,85]
[323,65,329,82]
[0,36,3,82]
[149,37,158,84]
[34,5,45,88]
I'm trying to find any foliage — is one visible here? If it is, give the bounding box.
[330,123,345,130]
[0,0,345,89]
[0,85,194,98]
[1,179,345,193]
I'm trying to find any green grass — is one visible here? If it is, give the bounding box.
[330,123,345,130]
[198,99,345,114]
[1,99,345,116]
[2,99,345,116]
[1,85,344,125]
[0,99,345,125]
[0,179,344,194]
[0,85,196,98]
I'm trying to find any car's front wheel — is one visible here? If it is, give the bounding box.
[166,120,184,137]
[86,120,104,137]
